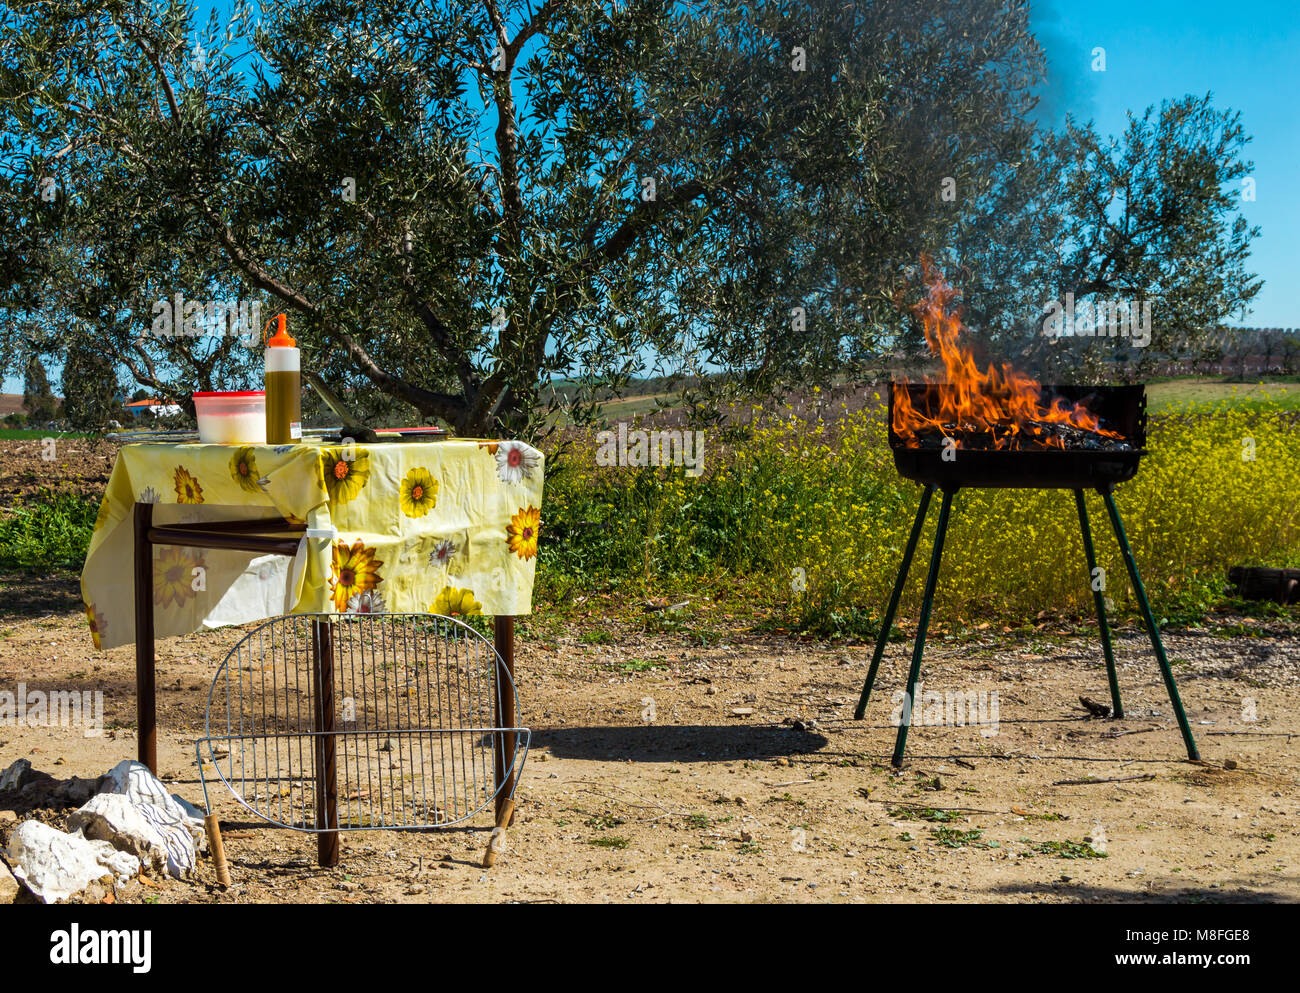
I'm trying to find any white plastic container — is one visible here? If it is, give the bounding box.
[193,391,267,445]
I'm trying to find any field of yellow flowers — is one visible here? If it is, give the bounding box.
[539,396,1300,635]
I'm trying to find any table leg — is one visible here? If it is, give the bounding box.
[132,503,157,775]
[312,619,340,866]
[493,615,517,826]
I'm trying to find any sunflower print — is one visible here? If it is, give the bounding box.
[153,546,205,608]
[85,602,106,651]
[173,466,204,504]
[93,498,112,532]
[320,447,371,503]
[330,539,384,612]
[477,441,499,456]
[430,585,482,618]
[399,466,439,517]
[506,505,540,560]
[229,447,261,493]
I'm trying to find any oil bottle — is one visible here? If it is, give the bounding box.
[264,313,301,444]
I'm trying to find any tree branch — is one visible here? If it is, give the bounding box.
[119,21,472,425]
[510,0,562,58]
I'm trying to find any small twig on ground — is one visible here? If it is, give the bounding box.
[1101,726,1161,739]
[1052,773,1155,786]
[764,779,815,788]
[866,798,1009,816]
[1205,731,1298,739]
[643,600,689,613]
[574,782,687,822]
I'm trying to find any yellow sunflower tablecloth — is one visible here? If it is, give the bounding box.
[80,438,544,651]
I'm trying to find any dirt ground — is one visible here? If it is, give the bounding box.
[2,579,1297,904]
[0,437,118,503]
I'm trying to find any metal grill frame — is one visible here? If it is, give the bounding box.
[888,382,1148,489]
[196,612,530,837]
[854,380,1201,766]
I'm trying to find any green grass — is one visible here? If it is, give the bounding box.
[566,376,1300,424]
[0,490,99,569]
[931,827,984,849]
[608,657,668,673]
[1145,378,1300,414]
[889,807,963,823]
[1032,839,1108,859]
[0,427,96,439]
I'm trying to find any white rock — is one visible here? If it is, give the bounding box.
[69,793,175,876]
[86,839,141,884]
[52,776,104,807]
[89,761,207,877]
[6,820,139,903]
[0,758,34,792]
[171,794,206,822]
[99,760,206,848]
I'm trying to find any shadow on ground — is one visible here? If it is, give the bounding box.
[536,724,829,762]
[0,571,82,618]
[987,879,1294,903]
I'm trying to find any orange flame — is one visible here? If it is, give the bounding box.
[893,258,1122,450]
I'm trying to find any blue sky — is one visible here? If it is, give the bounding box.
[8,0,1296,395]
[1033,0,1298,328]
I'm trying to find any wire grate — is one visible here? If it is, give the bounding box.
[197,613,528,832]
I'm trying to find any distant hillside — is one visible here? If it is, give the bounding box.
[0,394,30,416]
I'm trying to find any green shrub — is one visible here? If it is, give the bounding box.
[539,396,1300,631]
[0,490,99,569]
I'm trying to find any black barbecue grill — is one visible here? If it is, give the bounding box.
[888,382,1147,489]
[856,381,1200,766]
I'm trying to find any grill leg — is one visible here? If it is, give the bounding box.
[1101,490,1200,760]
[891,487,955,768]
[854,484,935,720]
[1074,490,1123,718]
[311,619,340,866]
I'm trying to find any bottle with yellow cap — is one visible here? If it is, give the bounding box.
[263,313,301,444]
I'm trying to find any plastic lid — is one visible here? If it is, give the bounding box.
[193,390,266,398]
[265,312,296,347]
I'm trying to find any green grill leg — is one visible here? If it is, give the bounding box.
[1074,490,1123,718]
[854,484,935,720]
[890,487,955,768]
[1101,489,1200,760]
